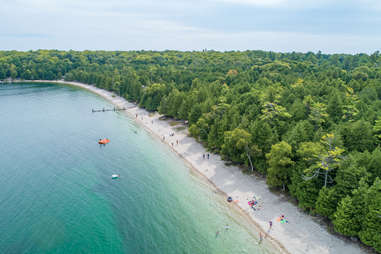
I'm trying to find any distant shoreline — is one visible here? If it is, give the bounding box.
[8,80,368,254]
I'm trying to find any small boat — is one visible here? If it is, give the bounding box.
[111,174,120,179]
[98,138,110,144]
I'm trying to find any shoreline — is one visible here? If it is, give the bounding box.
[12,80,369,254]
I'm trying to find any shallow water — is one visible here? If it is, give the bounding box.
[0,83,276,254]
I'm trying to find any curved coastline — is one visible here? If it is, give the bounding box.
[11,80,369,254]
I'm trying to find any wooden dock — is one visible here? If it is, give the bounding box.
[92,107,128,113]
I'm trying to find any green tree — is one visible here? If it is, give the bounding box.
[308,102,329,129]
[9,64,17,79]
[316,159,369,219]
[191,116,210,141]
[373,116,381,142]
[249,120,278,173]
[284,120,314,150]
[327,92,343,123]
[289,98,307,121]
[368,147,381,181]
[289,165,321,211]
[342,86,359,121]
[221,128,252,163]
[315,186,342,219]
[140,83,167,111]
[333,196,359,236]
[333,178,369,237]
[359,178,381,252]
[260,102,291,122]
[188,104,202,124]
[341,120,375,152]
[266,141,294,191]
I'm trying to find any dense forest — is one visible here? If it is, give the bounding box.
[1,50,381,252]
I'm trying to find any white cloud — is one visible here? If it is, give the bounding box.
[0,0,380,53]
[1,15,380,54]
[214,0,286,6]
[210,0,352,8]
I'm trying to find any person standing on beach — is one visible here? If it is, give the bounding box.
[269,221,272,229]
[258,232,263,244]
[176,140,179,145]
[207,153,210,159]
[203,154,205,159]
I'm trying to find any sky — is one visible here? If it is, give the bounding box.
[1,0,381,53]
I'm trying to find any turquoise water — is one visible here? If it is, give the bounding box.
[0,83,275,254]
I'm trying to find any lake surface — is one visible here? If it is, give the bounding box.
[0,83,275,254]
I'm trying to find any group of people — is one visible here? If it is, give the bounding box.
[248,196,260,211]
[202,153,210,159]
[248,199,258,211]
[277,214,288,224]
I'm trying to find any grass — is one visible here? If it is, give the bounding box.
[174,126,186,131]
[169,121,182,126]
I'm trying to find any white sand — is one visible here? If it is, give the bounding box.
[27,80,368,254]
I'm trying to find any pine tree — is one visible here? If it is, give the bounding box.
[188,104,202,124]
[284,120,314,150]
[341,120,376,152]
[334,163,369,198]
[359,178,381,252]
[333,196,358,236]
[289,99,307,121]
[289,166,321,211]
[315,187,342,219]
[266,141,294,191]
[368,147,381,181]
[327,92,343,123]
[221,128,251,163]
[374,116,381,141]
[333,178,369,236]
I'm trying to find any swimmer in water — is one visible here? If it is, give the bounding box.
[258,232,263,244]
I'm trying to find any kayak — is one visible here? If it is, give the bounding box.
[98,138,110,144]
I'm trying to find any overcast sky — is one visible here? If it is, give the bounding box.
[1,0,380,53]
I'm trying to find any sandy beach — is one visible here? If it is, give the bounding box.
[24,80,369,254]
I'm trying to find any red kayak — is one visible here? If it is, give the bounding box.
[98,138,110,144]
